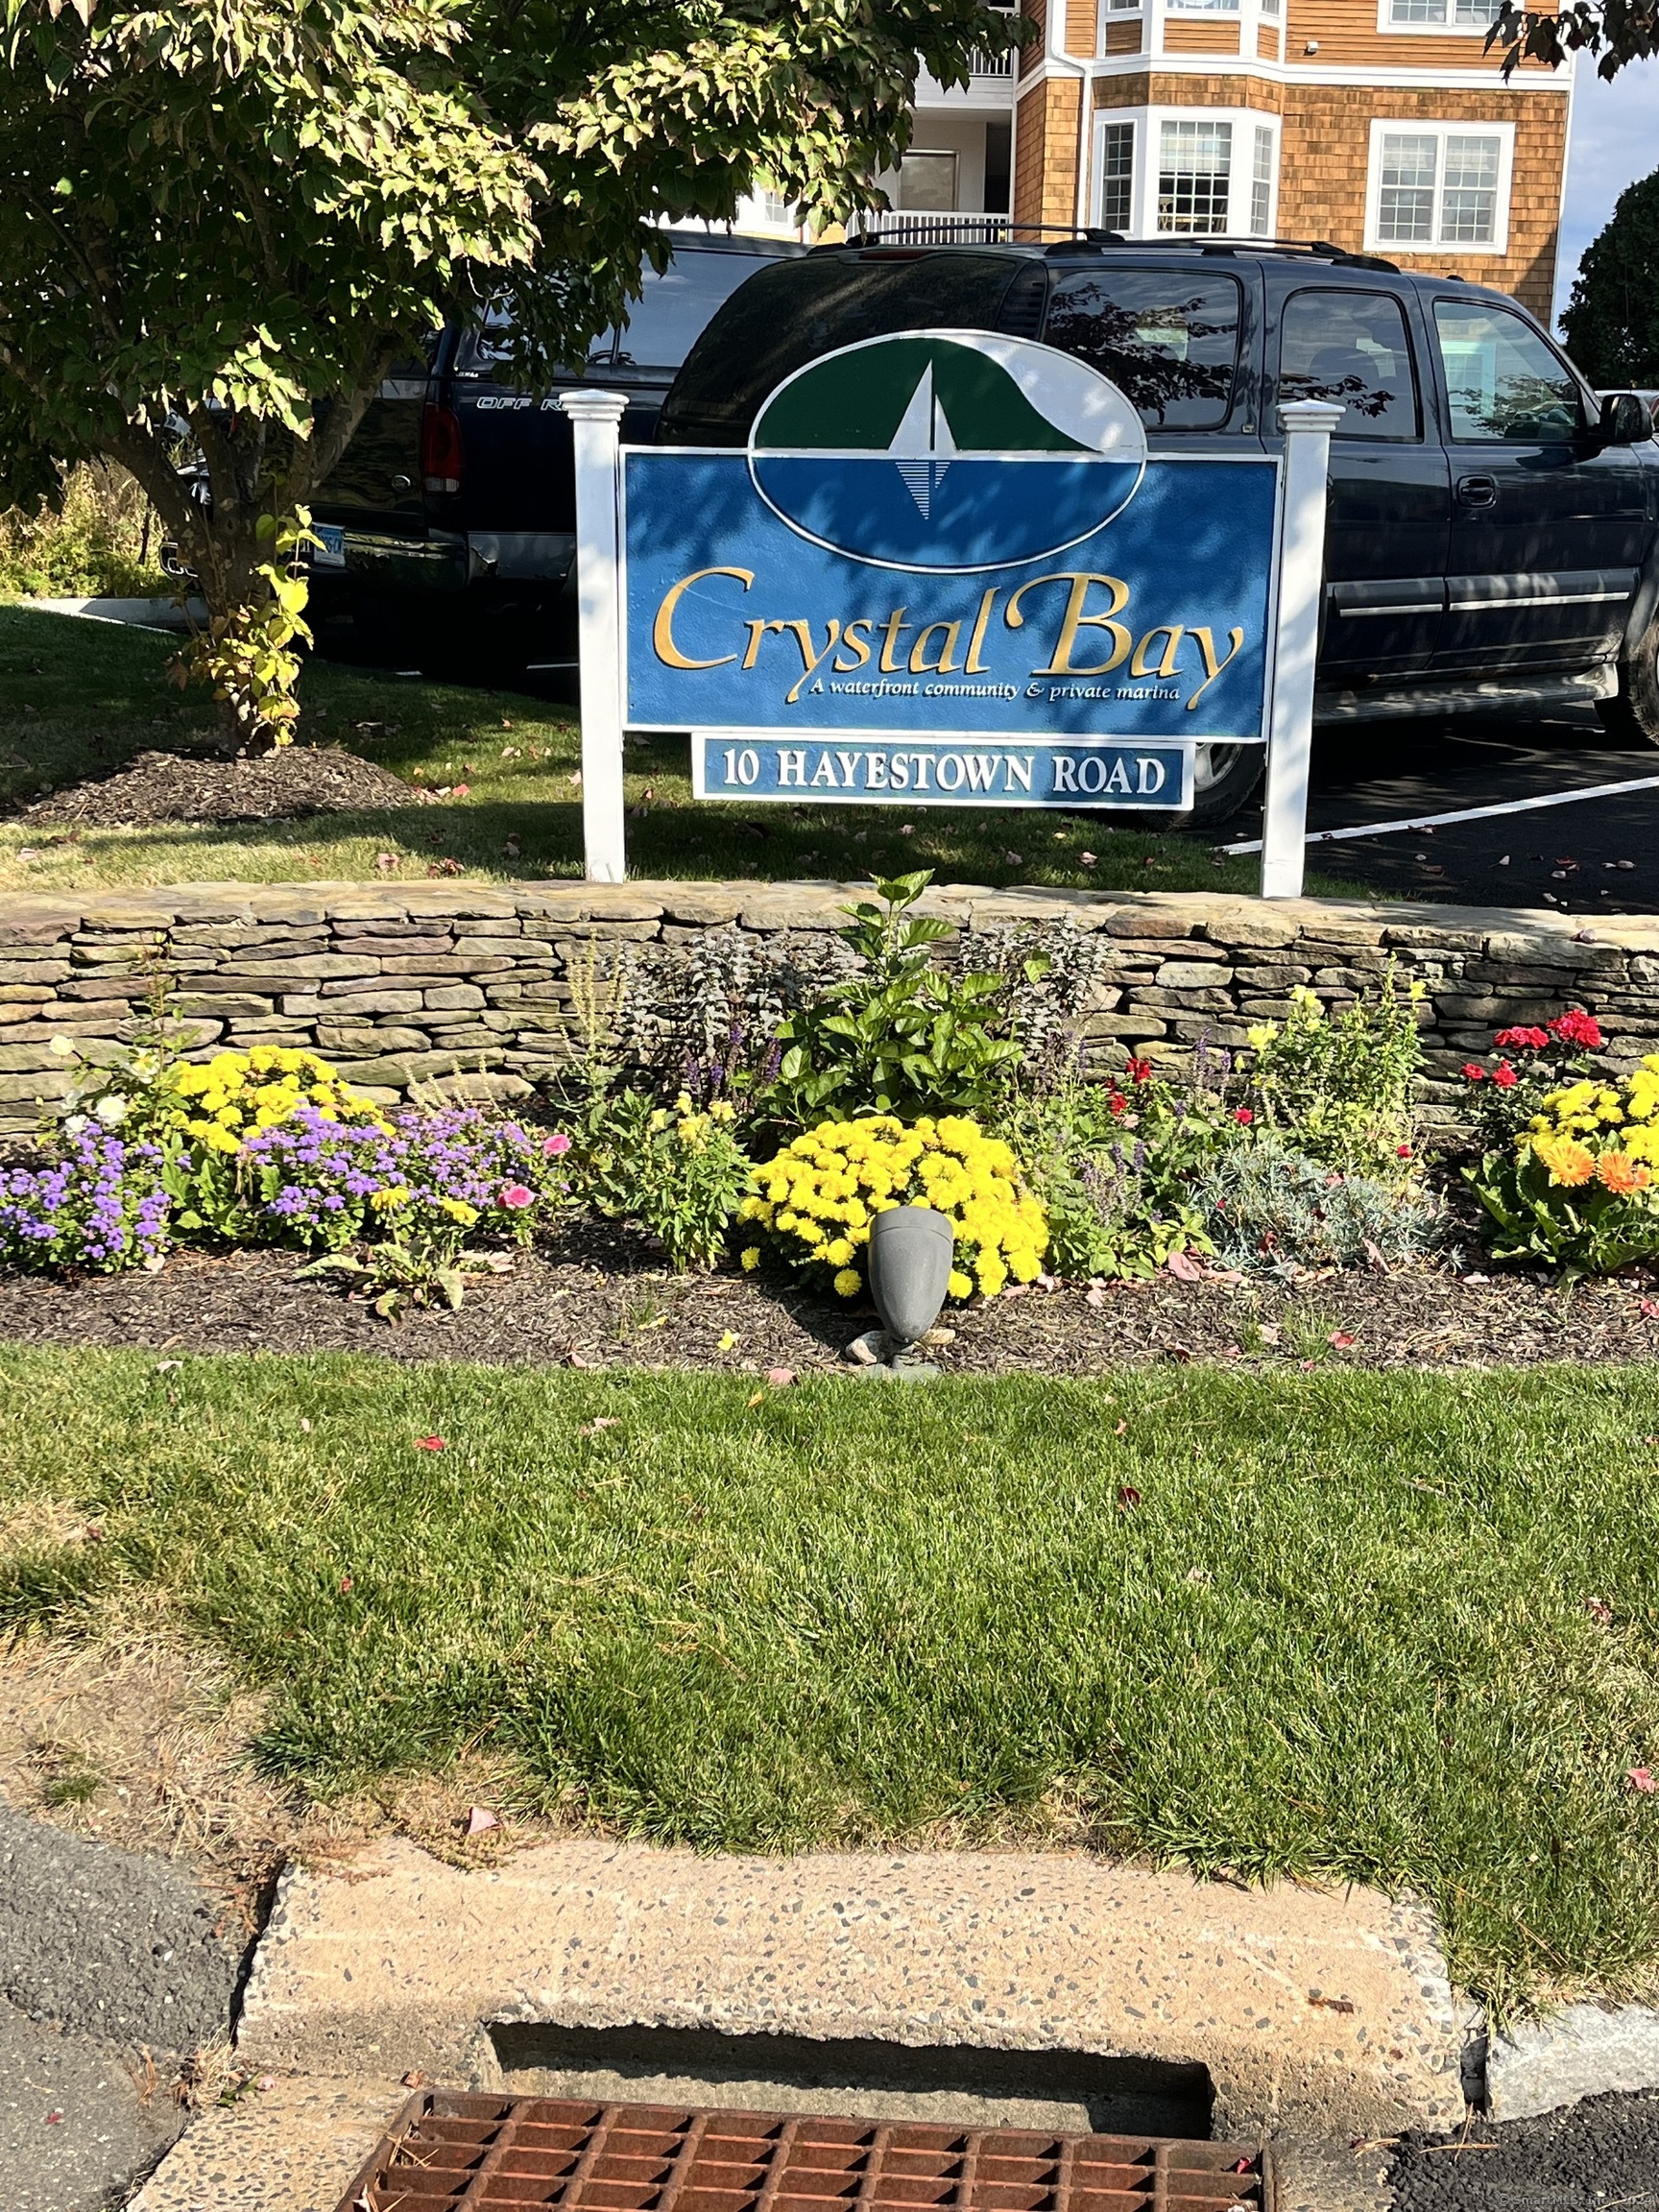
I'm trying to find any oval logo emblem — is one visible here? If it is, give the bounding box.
[748,329,1147,573]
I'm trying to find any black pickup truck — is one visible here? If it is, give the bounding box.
[309,232,804,668]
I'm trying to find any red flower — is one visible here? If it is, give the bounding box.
[1126,1057,1154,1084]
[1494,1025,1550,1051]
[1461,1064,1487,1082]
[1232,1107,1254,1125]
[1108,1090,1128,1117]
[1550,1010,1603,1049]
[1492,1061,1519,1089]
[1397,1144,1413,1159]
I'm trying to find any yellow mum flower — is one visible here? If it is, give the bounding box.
[948,1269,973,1299]
[741,1246,761,1270]
[832,1267,862,1297]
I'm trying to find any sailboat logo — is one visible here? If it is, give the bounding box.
[748,329,1148,573]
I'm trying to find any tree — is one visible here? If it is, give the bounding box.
[0,0,1017,740]
[1560,167,1659,385]
[1490,0,1659,78]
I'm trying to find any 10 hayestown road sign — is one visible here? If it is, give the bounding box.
[620,329,1280,814]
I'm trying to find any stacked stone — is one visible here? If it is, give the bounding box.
[1,878,1656,1138]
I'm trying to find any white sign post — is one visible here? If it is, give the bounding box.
[557,389,629,884]
[1259,398,1343,900]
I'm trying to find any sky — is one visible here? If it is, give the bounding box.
[1553,56,1657,328]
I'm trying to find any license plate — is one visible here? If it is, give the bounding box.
[311,523,347,570]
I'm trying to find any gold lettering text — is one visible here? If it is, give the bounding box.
[1007,572,1132,678]
[909,620,961,676]
[1187,626,1246,709]
[652,565,754,669]
[1130,625,1185,679]
[964,589,998,674]
[878,608,912,674]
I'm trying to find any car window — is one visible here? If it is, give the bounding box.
[1433,302,1586,442]
[1041,269,1241,430]
[612,252,781,373]
[661,252,1032,444]
[1277,289,1420,440]
[453,251,777,382]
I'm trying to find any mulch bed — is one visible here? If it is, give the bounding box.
[1388,2088,1659,2211]
[14,745,420,829]
[1,1215,1654,1374]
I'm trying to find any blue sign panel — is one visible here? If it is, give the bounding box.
[693,733,1192,812]
[619,331,1280,807]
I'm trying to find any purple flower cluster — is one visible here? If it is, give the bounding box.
[0,1126,170,1274]
[240,1104,567,1249]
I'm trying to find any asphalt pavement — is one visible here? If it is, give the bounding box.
[1227,710,1659,916]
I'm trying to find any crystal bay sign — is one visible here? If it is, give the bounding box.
[559,337,1340,894]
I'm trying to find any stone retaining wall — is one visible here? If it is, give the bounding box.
[2,878,1657,1134]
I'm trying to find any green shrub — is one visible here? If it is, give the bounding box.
[568,1088,752,1272]
[1197,1133,1444,1272]
[1240,970,1423,1179]
[0,464,167,600]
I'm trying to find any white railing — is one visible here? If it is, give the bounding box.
[858,213,1015,244]
[969,45,1016,75]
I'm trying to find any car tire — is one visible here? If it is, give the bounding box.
[1166,741,1266,831]
[1597,610,1659,748]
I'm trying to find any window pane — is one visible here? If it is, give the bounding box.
[897,152,958,212]
[1279,290,1420,440]
[1377,132,1437,243]
[1167,0,1239,11]
[1250,126,1274,236]
[1099,123,1135,232]
[1389,0,1449,17]
[1044,269,1241,428]
[1158,119,1232,235]
[1260,0,1281,15]
[1434,303,1585,442]
[1453,0,1502,21]
[611,252,787,372]
[1440,134,1499,244]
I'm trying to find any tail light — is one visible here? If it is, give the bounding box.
[421,402,464,494]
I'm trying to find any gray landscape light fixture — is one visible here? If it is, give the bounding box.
[854,1204,954,1378]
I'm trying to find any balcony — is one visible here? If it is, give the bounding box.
[856,212,1016,244]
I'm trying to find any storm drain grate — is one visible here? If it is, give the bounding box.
[336,2093,1275,2212]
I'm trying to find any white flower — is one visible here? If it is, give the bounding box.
[94,1094,130,1126]
[47,1035,77,1059]
[64,1115,87,1138]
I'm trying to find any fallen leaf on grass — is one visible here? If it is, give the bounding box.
[579,1417,620,1435]
[1165,1250,1204,1283]
[1114,1420,1128,1436]
[414,1435,445,1452]
[466,1806,499,1834]
[338,1575,353,1594]
[765,1367,797,1387]
[565,1349,590,1369]
[1586,1597,1614,1624]
[1166,1342,1192,1363]
[1079,849,1098,867]
[1628,1767,1656,1793]
[1118,1484,1142,1509]
[1329,1331,1358,1349]
[745,1390,765,1408]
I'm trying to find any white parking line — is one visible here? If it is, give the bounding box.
[1220,771,1659,854]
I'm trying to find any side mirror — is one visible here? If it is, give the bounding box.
[1599,391,1651,445]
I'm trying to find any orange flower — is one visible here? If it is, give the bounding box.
[1535,1136,1596,1187]
[1596,1150,1650,1195]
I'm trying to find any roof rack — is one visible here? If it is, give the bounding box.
[842,217,1398,273]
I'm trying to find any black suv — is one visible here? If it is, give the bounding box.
[659,238,1659,826]
[311,232,805,668]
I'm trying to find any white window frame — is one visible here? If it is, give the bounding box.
[1376,0,1505,34]
[1097,117,1137,231]
[1092,107,1280,238]
[1363,118,1514,255]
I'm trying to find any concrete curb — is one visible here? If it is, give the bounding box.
[234,1837,1471,2142]
[1485,2002,1659,2121]
[26,594,204,631]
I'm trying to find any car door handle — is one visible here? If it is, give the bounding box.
[1456,473,1498,509]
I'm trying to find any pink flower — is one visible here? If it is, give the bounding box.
[542,1132,571,1157]
[1629,1767,1656,1793]
[1462,1064,1487,1082]
[1232,1107,1254,1125]
[414,1435,445,1452]
[499,1183,534,1209]
[1492,1061,1518,1090]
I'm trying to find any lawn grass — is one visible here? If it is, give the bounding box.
[2,1342,1656,2011]
[0,602,1375,899]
